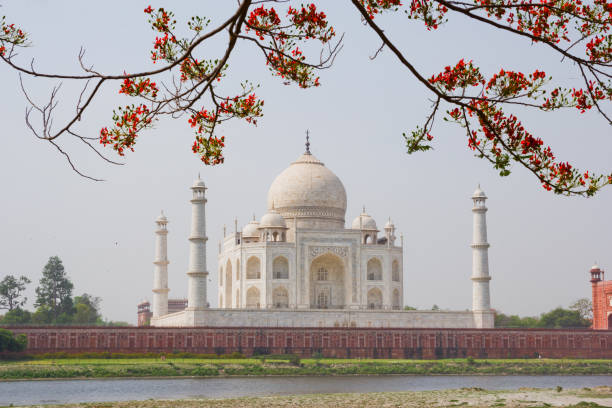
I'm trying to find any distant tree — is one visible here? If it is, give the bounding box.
[539,307,590,328]
[495,312,540,328]
[404,306,417,311]
[0,275,31,311]
[31,305,54,325]
[35,256,74,321]
[569,298,593,321]
[72,294,102,325]
[103,321,132,327]
[0,308,31,325]
[0,328,27,352]
[431,304,440,311]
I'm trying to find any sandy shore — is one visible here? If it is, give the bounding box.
[20,386,612,407]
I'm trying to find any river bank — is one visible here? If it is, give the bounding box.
[8,386,612,408]
[0,358,610,380]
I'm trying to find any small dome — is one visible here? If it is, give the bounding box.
[259,210,287,228]
[591,263,601,272]
[156,211,167,223]
[473,184,486,198]
[352,212,377,230]
[192,176,206,188]
[242,219,260,238]
[384,218,394,229]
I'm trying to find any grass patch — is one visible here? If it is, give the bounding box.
[0,357,609,380]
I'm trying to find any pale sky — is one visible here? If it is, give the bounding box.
[1,1,610,324]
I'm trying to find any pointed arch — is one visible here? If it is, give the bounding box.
[273,256,289,279]
[246,256,261,279]
[225,259,233,308]
[367,258,382,281]
[246,286,261,308]
[367,288,383,309]
[273,286,289,308]
[392,289,400,310]
[392,259,400,282]
[236,259,240,280]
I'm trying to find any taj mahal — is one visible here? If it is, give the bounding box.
[143,139,494,328]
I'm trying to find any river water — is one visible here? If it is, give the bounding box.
[1,375,610,406]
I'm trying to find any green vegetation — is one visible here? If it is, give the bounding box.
[495,299,592,328]
[0,256,128,326]
[0,357,609,380]
[0,328,27,352]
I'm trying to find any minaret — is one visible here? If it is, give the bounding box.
[186,175,209,310]
[471,185,492,313]
[152,211,169,318]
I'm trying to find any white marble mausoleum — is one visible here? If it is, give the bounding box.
[149,141,494,328]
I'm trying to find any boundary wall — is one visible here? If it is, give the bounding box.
[4,326,612,359]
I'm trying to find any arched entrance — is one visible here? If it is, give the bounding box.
[367,288,383,309]
[608,313,612,329]
[225,260,232,308]
[246,287,260,308]
[310,252,345,309]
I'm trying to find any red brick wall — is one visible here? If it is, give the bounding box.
[4,326,612,359]
[592,280,612,330]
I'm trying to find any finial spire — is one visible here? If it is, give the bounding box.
[252,213,256,221]
[362,205,366,214]
[305,129,311,154]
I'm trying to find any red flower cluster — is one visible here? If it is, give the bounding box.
[179,58,216,82]
[119,76,159,98]
[359,0,403,19]
[219,93,264,124]
[485,69,547,98]
[192,135,225,165]
[428,59,484,91]
[99,104,152,156]
[246,6,281,40]
[288,4,335,43]
[0,17,27,56]
[267,49,320,88]
[407,0,447,30]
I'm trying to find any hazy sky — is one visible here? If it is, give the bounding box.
[1,1,610,324]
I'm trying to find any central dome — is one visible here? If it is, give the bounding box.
[267,152,347,227]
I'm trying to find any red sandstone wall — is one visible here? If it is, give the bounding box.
[3,326,612,359]
[592,281,612,330]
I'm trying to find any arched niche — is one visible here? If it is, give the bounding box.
[273,286,289,308]
[246,286,260,308]
[367,288,383,309]
[246,256,261,279]
[392,259,400,282]
[273,256,289,279]
[392,289,400,310]
[310,252,345,309]
[367,258,382,281]
[225,259,232,308]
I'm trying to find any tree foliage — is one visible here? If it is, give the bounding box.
[0,1,609,194]
[72,293,102,325]
[0,275,30,311]
[495,303,592,328]
[569,297,592,320]
[0,328,27,352]
[34,256,74,321]
[0,308,31,325]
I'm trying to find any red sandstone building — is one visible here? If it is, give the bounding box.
[591,264,612,330]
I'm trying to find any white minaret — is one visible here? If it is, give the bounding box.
[186,176,208,310]
[152,211,169,318]
[471,185,492,313]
